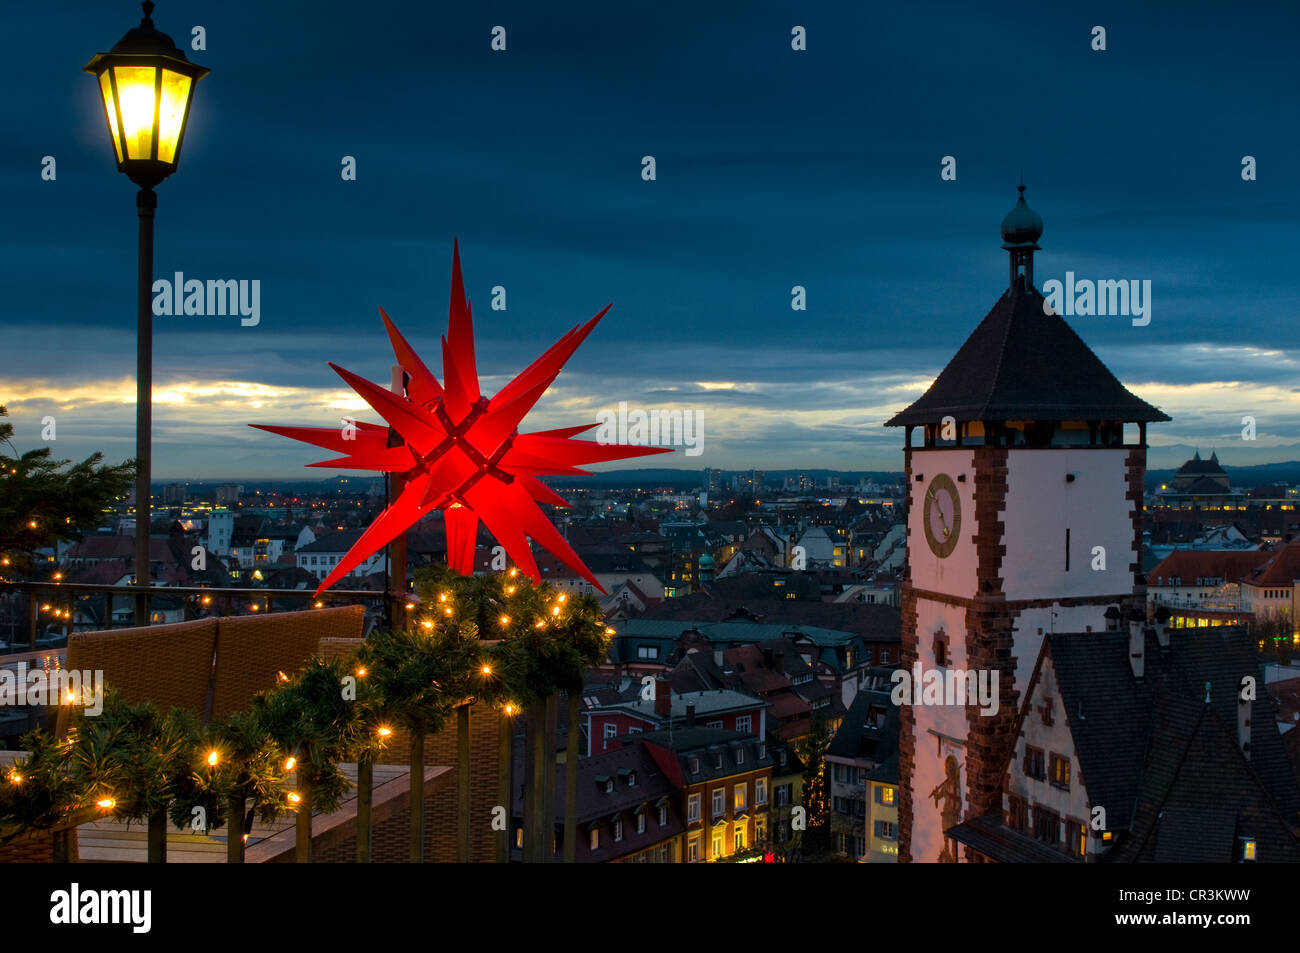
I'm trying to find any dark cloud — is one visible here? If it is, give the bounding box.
[2,0,1297,477]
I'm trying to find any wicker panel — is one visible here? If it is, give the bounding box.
[54,618,219,737]
[316,637,364,665]
[209,606,365,720]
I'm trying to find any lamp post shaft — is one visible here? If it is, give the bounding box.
[134,188,156,627]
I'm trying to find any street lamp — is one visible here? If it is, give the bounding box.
[85,1,208,626]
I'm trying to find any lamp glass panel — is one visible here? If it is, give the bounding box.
[112,65,158,160]
[97,70,123,163]
[156,69,192,164]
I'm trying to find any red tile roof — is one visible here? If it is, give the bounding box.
[1244,542,1300,587]
[1147,549,1271,586]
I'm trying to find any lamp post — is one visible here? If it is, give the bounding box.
[85,1,208,626]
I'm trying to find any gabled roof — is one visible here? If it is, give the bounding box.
[1035,627,1300,862]
[885,278,1170,426]
[1243,541,1300,588]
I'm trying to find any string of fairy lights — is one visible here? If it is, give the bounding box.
[0,564,612,853]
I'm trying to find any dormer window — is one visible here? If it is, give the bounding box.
[1240,837,1257,862]
[689,757,699,774]
[714,752,724,769]
[736,747,745,766]
[759,742,767,760]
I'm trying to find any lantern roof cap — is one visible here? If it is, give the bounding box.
[85,1,208,79]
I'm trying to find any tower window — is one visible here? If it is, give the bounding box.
[933,629,949,667]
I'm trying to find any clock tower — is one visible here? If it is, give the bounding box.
[884,183,1170,863]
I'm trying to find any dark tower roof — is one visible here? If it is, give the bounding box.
[885,278,1170,426]
[886,184,1170,428]
[1175,451,1225,475]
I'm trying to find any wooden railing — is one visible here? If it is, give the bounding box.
[0,581,395,654]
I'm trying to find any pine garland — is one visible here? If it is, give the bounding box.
[0,564,613,855]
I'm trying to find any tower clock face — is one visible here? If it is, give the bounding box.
[923,473,961,558]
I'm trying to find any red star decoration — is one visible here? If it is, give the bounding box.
[252,241,671,596]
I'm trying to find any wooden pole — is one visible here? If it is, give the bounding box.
[409,729,425,862]
[524,703,542,862]
[564,692,580,863]
[147,806,167,863]
[226,794,244,863]
[294,778,312,863]
[496,707,511,863]
[52,826,72,863]
[457,704,471,862]
[542,693,558,861]
[356,756,373,863]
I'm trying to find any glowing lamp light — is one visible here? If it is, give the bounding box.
[377,726,392,738]
[480,665,492,676]
[27,521,37,529]
[84,1,209,189]
[287,792,301,804]
[96,798,116,810]
[284,756,296,771]
[314,601,324,608]
[277,671,289,683]
[504,704,515,716]
[557,594,566,604]
[421,620,434,629]
[9,773,21,785]
[499,615,510,626]
[505,586,515,595]
[405,601,415,610]
[357,667,367,677]
[207,750,219,767]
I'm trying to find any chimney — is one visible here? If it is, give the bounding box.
[1128,611,1145,681]
[654,676,671,718]
[1153,605,1171,649]
[686,703,696,727]
[1238,695,1252,760]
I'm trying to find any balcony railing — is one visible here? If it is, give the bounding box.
[0,581,395,654]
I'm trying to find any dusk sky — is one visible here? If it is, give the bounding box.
[3,0,1297,480]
